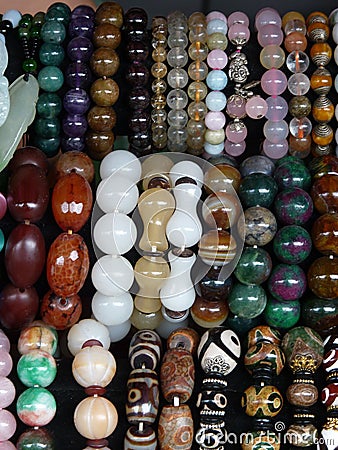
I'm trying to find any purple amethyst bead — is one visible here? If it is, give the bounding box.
[61,135,86,152]
[68,16,94,38]
[65,61,92,88]
[67,36,93,62]
[62,113,88,137]
[63,88,90,115]
[71,5,95,21]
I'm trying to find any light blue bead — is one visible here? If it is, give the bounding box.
[204,142,224,155]
[205,91,226,112]
[207,19,228,36]
[206,70,228,91]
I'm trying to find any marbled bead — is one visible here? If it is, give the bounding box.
[312,213,338,255]
[18,322,58,356]
[286,423,318,447]
[129,330,162,370]
[62,114,87,137]
[308,256,338,299]
[40,291,82,330]
[90,78,119,106]
[268,263,307,301]
[95,2,123,27]
[17,349,56,388]
[160,349,194,403]
[228,283,267,319]
[158,404,193,450]
[242,206,277,246]
[16,428,54,450]
[242,385,283,418]
[87,106,116,132]
[41,20,66,44]
[239,173,278,208]
[63,88,90,115]
[38,66,64,92]
[16,387,56,427]
[39,42,65,66]
[167,328,199,354]
[124,425,157,450]
[234,247,272,285]
[273,225,312,264]
[311,174,338,214]
[287,382,318,407]
[90,47,119,77]
[37,93,62,118]
[126,368,159,424]
[264,297,301,330]
[274,160,311,190]
[191,297,229,328]
[309,155,338,179]
[274,187,313,225]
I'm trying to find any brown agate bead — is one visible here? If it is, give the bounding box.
[52,172,93,232]
[0,284,39,330]
[126,368,159,424]
[242,385,283,418]
[85,130,115,160]
[160,349,194,403]
[247,326,282,347]
[312,213,338,255]
[90,78,119,106]
[308,256,338,299]
[202,192,241,230]
[8,146,48,174]
[284,32,307,52]
[54,151,94,184]
[310,67,332,95]
[129,330,162,370]
[40,290,82,330]
[311,174,338,214]
[191,297,229,328]
[87,106,117,132]
[204,164,241,194]
[95,2,123,28]
[158,404,193,450]
[167,328,199,354]
[7,164,49,222]
[5,223,45,288]
[92,23,121,49]
[286,382,318,407]
[124,425,157,449]
[90,47,120,77]
[288,135,311,158]
[198,230,237,266]
[46,232,89,297]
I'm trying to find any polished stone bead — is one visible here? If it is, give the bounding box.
[247,325,282,347]
[45,3,71,24]
[310,67,332,94]
[18,322,58,356]
[225,314,262,337]
[191,297,229,328]
[312,213,338,256]
[273,225,312,264]
[90,47,119,77]
[197,267,233,301]
[274,160,311,190]
[308,256,338,299]
[228,283,267,319]
[129,330,162,370]
[244,342,285,376]
[268,263,307,301]
[309,155,338,179]
[0,284,39,330]
[311,174,338,214]
[126,368,159,424]
[288,95,311,118]
[40,290,82,330]
[92,23,121,49]
[287,382,318,407]
[41,20,66,44]
[234,247,272,285]
[167,328,199,354]
[17,428,54,450]
[63,88,90,115]
[87,106,116,132]
[242,385,283,417]
[281,326,324,371]
[126,62,149,87]
[54,151,94,184]
[39,42,65,66]
[274,187,313,225]
[239,173,278,208]
[33,136,61,158]
[61,136,85,152]
[264,297,301,330]
[67,36,93,62]
[240,155,275,177]
[17,387,56,427]
[17,349,56,388]
[124,425,157,449]
[38,66,64,92]
[198,229,237,266]
[202,192,241,230]
[85,130,115,160]
[37,93,62,118]
[34,117,60,139]
[95,2,123,28]
[204,164,241,194]
[160,349,194,403]
[90,78,119,106]
[158,404,193,450]
[62,113,87,137]
[302,296,338,336]
[68,16,94,38]
[286,423,318,447]
[242,206,277,246]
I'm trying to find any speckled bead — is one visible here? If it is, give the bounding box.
[274,187,314,225]
[268,263,307,302]
[273,225,312,264]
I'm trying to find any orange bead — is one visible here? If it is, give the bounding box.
[284,31,307,52]
[282,11,305,29]
[310,43,332,66]
[307,22,330,43]
[310,68,332,94]
[312,98,334,123]
[306,11,328,26]
[312,124,334,146]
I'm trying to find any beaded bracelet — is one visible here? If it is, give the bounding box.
[330,9,338,156]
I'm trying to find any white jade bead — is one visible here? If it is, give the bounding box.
[67,319,110,356]
[96,175,139,214]
[92,291,134,326]
[91,255,134,297]
[99,150,142,182]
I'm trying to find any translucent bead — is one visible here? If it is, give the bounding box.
[333,23,338,44]
[168,11,188,34]
[188,101,207,120]
[262,139,289,159]
[263,120,289,143]
[226,121,247,143]
[284,19,307,36]
[187,81,207,100]
[206,11,227,23]
[167,30,188,49]
[288,73,310,95]
[188,11,206,28]
[225,139,246,156]
[335,45,338,65]
[261,68,287,95]
[206,32,228,50]
[205,111,226,130]
[284,31,307,52]
[167,68,188,89]
[206,91,226,111]
[188,42,208,60]
[189,28,207,44]
[205,129,225,145]
[255,8,282,30]
[168,109,188,127]
[187,119,206,138]
[167,126,188,144]
[289,117,312,138]
[204,141,224,155]
[288,95,311,118]
[206,69,228,90]
[226,94,246,118]
[152,78,167,94]
[258,24,283,46]
[152,46,167,62]
[260,44,285,69]
[167,47,188,68]
[3,9,21,27]
[282,12,305,29]
[265,96,288,121]
[286,51,310,73]
[207,19,228,35]
[228,23,250,44]
[167,139,188,153]
[207,49,228,69]
[228,11,249,27]
[335,74,338,93]
[166,89,188,110]
[246,96,268,119]
[151,62,167,79]
[67,319,110,356]
[188,61,208,81]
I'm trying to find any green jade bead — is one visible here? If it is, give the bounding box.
[17,349,57,388]
[274,160,311,190]
[39,43,65,66]
[264,297,301,330]
[17,387,57,427]
[228,283,267,319]
[33,12,45,27]
[225,313,262,336]
[19,14,33,28]
[46,2,71,21]
[17,428,54,450]
[33,135,60,157]
[234,246,272,285]
[239,173,278,208]
[30,25,41,39]
[40,20,66,44]
[45,6,71,25]
[273,225,312,264]
[34,117,60,139]
[274,155,305,168]
[38,66,64,92]
[23,58,38,74]
[36,93,62,118]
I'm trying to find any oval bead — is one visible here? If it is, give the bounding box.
[0,284,39,331]
[158,404,193,450]
[40,290,82,330]
[160,349,194,403]
[46,232,89,297]
[7,164,49,222]
[242,385,283,418]
[8,146,48,174]
[286,382,318,407]
[54,150,94,184]
[126,368,159,424]
[52,172,93,232]
[5,223,45,288]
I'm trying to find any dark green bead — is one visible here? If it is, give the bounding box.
[281,326,324,368]
[239,173,278,208]
[234,247,272,285]
[46,3,71,25]
[36,92,62,118]
[274,155,305,168]
[17,428,54,450]
[22,58,38,73]
[39,43,65,66]
[18,27,29,38]
[38,66,64,92]
[274,161,311,191]
[228,283,267,319]
[19,14,33,27]
[33,136,60,157]
[40,21,66,44]
[301,296,338,335]
[273,225,312,264]
[264,297,301,330]
[225,312,262,336]
[32,12,45,26]
[34,117,60,138]
[30,25,41,38]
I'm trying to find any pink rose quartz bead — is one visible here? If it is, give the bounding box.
[0,351,12,378]
[228,11,249,27]
[255,8,282,30]
[246,96,268,119]
[225,140,246,157]
[0,377,16,408]
[0,409,16,441]
[262,139,289,159]
[225,123,247,143]
[228,23,250,43]
[265,96,288,121]
[261,68,288,96]
[263,120,288,143]
[0,330,10,352]
[207,49,228,69]
[226,95,246,118]
[258,24,283,47]
[1,441,16,449]
[205,111,226,130]
[206,11,227,23]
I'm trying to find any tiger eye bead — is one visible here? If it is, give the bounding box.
[310,42,332,66]
[90,78,119,106]
[308,256,338,299]
[311,175,338,214]
[90,47,120,77]
[92,23,121,48]
[85,130,115,160]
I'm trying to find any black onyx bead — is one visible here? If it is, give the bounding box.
[0,20,13,35]
[126,41,149,62]
[128,87,150,110]
[126,62,149,87]
[124,8,148,28]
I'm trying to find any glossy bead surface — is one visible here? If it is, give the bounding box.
[18,322,58,356]
[308,256,338,299]
[274,160,311,190]
[286,423,318,446]
[264,297,301,330]
[191,297,229,328]
[54,150,94,184]
[302,296,338,335]
[91,254,134,297]
[242,206,277,246]
[17,387,56,427]
[0,350,12,377]
[311,174,338,214]
[126,368,159,424]
[242,385,283,417]
[268,263,307,301]
[234,247,272,285]
[239,173,278,208]
[244,342,285,375]
[287,382,318,407]
[273,225,312,264]
[124,425,157,449]
[312,213,338,255]
[228,283,267,319]
[47,232,89,297]
[17,350,56,388]
[90,78,119,106]
[158,404,193,450]
[129,330,162,371]
[274,188,313,225]
[0,376,15,408]
[40,290,82,330]
[0,409,16,441]
[247,326,281,347]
